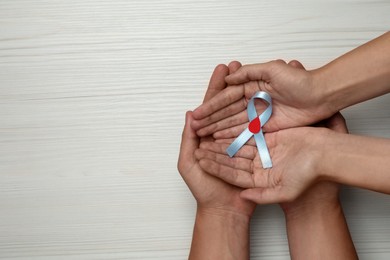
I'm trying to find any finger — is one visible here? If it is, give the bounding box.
[240,187,286,204]
[215,138,257,147]
[325,112,348,133]
[199,141,228,154]
[202,64,229,103]
[177,111,199,175]
[195,148,254,172]
[287,60,306,70]
[191,98,247,131]
[214,138,234,144]
[199,158,254,188]
[225,60,286,85]
[196,109,248,137]
[194,60,248,126]
[199,141,257,160]
[194,97,269,135]
[192,85,244,120]
[228,61,242,74]
[213,123,248,139]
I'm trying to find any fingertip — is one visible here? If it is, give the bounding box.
[212,131,222,139]
[184,111,197,137]
[261,124,272,133]
[287,60,305,70]
[202,64,229,103]
[190,118,200,131]
[211,64,229,83]
[228,61,242,74]
[225,67,241,84]
[225,63,259,84]
[192,104,211,121]
[287,59,298,65]
[240,189,256,202]
[214,63,229,74]
[185,110,193,123]
[196,128,208,137]
[262,119,280,133]
[191,106,202,120]
[228,60,242,67]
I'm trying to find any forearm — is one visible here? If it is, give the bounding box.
[313,31,390,113]
[189,207,250,260]
[285,200,357,260]
[320,130,390,193]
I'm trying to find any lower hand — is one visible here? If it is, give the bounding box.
[195,113,348,205]
[178,63,256,219]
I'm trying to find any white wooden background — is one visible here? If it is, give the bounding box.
[0,0,389,259]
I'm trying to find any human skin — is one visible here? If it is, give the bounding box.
[190,32,390,138]
[189,31,390,208]
[178,63,255,260]
[181,60,358,259]
[281,114,357,260]
[196,113,358,259]
[194,118,390,204]
[282,181,358,260]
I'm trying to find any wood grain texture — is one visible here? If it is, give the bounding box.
[0,0,389,259]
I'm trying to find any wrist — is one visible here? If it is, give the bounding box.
[283,196,341,221]
[281,180,340,216]
[189,206,250,260]
[284,200,357,260]
[310,127,336,181]
[196,206,251,226]
[301,127,330,183]
[310,67,341,116]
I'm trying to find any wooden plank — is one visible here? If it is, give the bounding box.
[0,0,389,259]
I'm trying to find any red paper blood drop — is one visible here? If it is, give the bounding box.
[249,117,261,134]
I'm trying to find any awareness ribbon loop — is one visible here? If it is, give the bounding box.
[226,91,273,168]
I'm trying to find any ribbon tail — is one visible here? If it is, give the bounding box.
[253,131,272,168]
[226,129,253,157]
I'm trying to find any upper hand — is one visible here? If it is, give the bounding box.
[191,60,333,138]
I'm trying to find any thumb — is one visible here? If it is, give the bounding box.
[225,60,286,85]
[240,187,285,204]
[225,63,269,85]
[178,111,199,174]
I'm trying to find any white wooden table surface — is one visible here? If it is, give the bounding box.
[1,0,389,259]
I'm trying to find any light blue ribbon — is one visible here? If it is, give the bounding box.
[226,91,273,168]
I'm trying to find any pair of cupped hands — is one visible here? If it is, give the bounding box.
[178,60,346,219]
